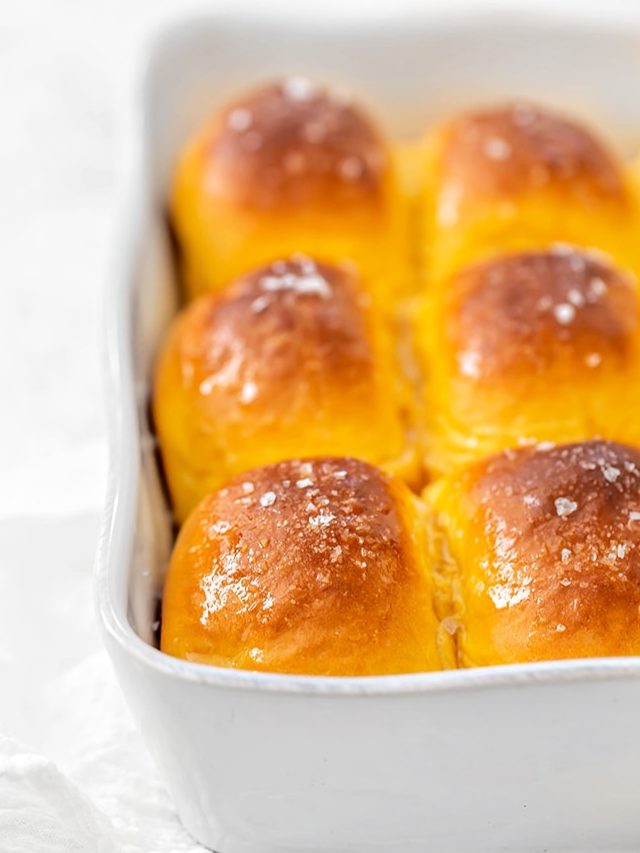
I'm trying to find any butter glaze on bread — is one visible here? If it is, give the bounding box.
[161,457,447,675]
[418,247,640,475]
[171,78,407,302]
[438,103,625,205]
[426,440,640,666]
[153,257,415,522]
[448,249,636,377]
[422,102,638,280]
[202,80,388,208]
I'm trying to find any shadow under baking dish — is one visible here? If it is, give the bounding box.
[96,8,640,852]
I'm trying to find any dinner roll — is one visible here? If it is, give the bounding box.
[153,257,416,523]
[421,102,638,281]
[417,247,639,476]
[171,78,408,304]
[161,457,449,675]
[426,440,640,666]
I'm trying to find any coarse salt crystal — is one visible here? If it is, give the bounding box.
[240,381,258,404]
[228,107,253,132]
[261,271,331,298]
[198,376,216,395]
[484,136,512,161]
[568,254,586,273]
[260,491,276,508]
[553,303,575,325]
[567,288,585,307]
[296,478,313,489]
[282,76,316,101]
[437,185,461,227]
[588,277,607,299]
[602,464,620,483]
[250,295,270,314]
[555,497,578,517]
[263,592,275,610]
[458,350,481,379]
[296,255,317,274]
[551,242,574,256]
[309,511,335,527]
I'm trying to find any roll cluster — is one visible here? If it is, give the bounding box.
[155,79,640,674]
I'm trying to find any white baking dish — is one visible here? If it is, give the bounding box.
[96,7,640,852]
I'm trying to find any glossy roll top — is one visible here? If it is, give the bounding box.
[153,257,415,523]
[171,78,407,304]
[427,440,640,666]
[421,102,638,281]
[161,457,449,675]
[418,246,640,475]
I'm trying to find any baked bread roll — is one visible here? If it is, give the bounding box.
[171,78,407,304]
[426,439,640,666]
[153,256,416,523]
[418,247,639,476]
[421,102,638,281]
[161,457,449,675]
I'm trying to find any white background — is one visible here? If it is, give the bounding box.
[3,1,640,849]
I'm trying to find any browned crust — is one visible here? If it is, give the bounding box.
[164,256,377,411]
[467,440,640,645]
[446,249,637,379]
[437,102,628,206]
[201,79,390,210]
[161,457,436,674]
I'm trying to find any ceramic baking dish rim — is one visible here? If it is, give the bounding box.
[95,3,640,697]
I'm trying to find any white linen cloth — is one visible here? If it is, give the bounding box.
[0,736,116,853]
[0,1,207,847]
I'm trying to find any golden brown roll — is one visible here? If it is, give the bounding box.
[161,457,449,675]
[426,439,640,666]
[153,256,416,523]
[417,247,640,476]
[171,78,408,304]
[421,102,639,281]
